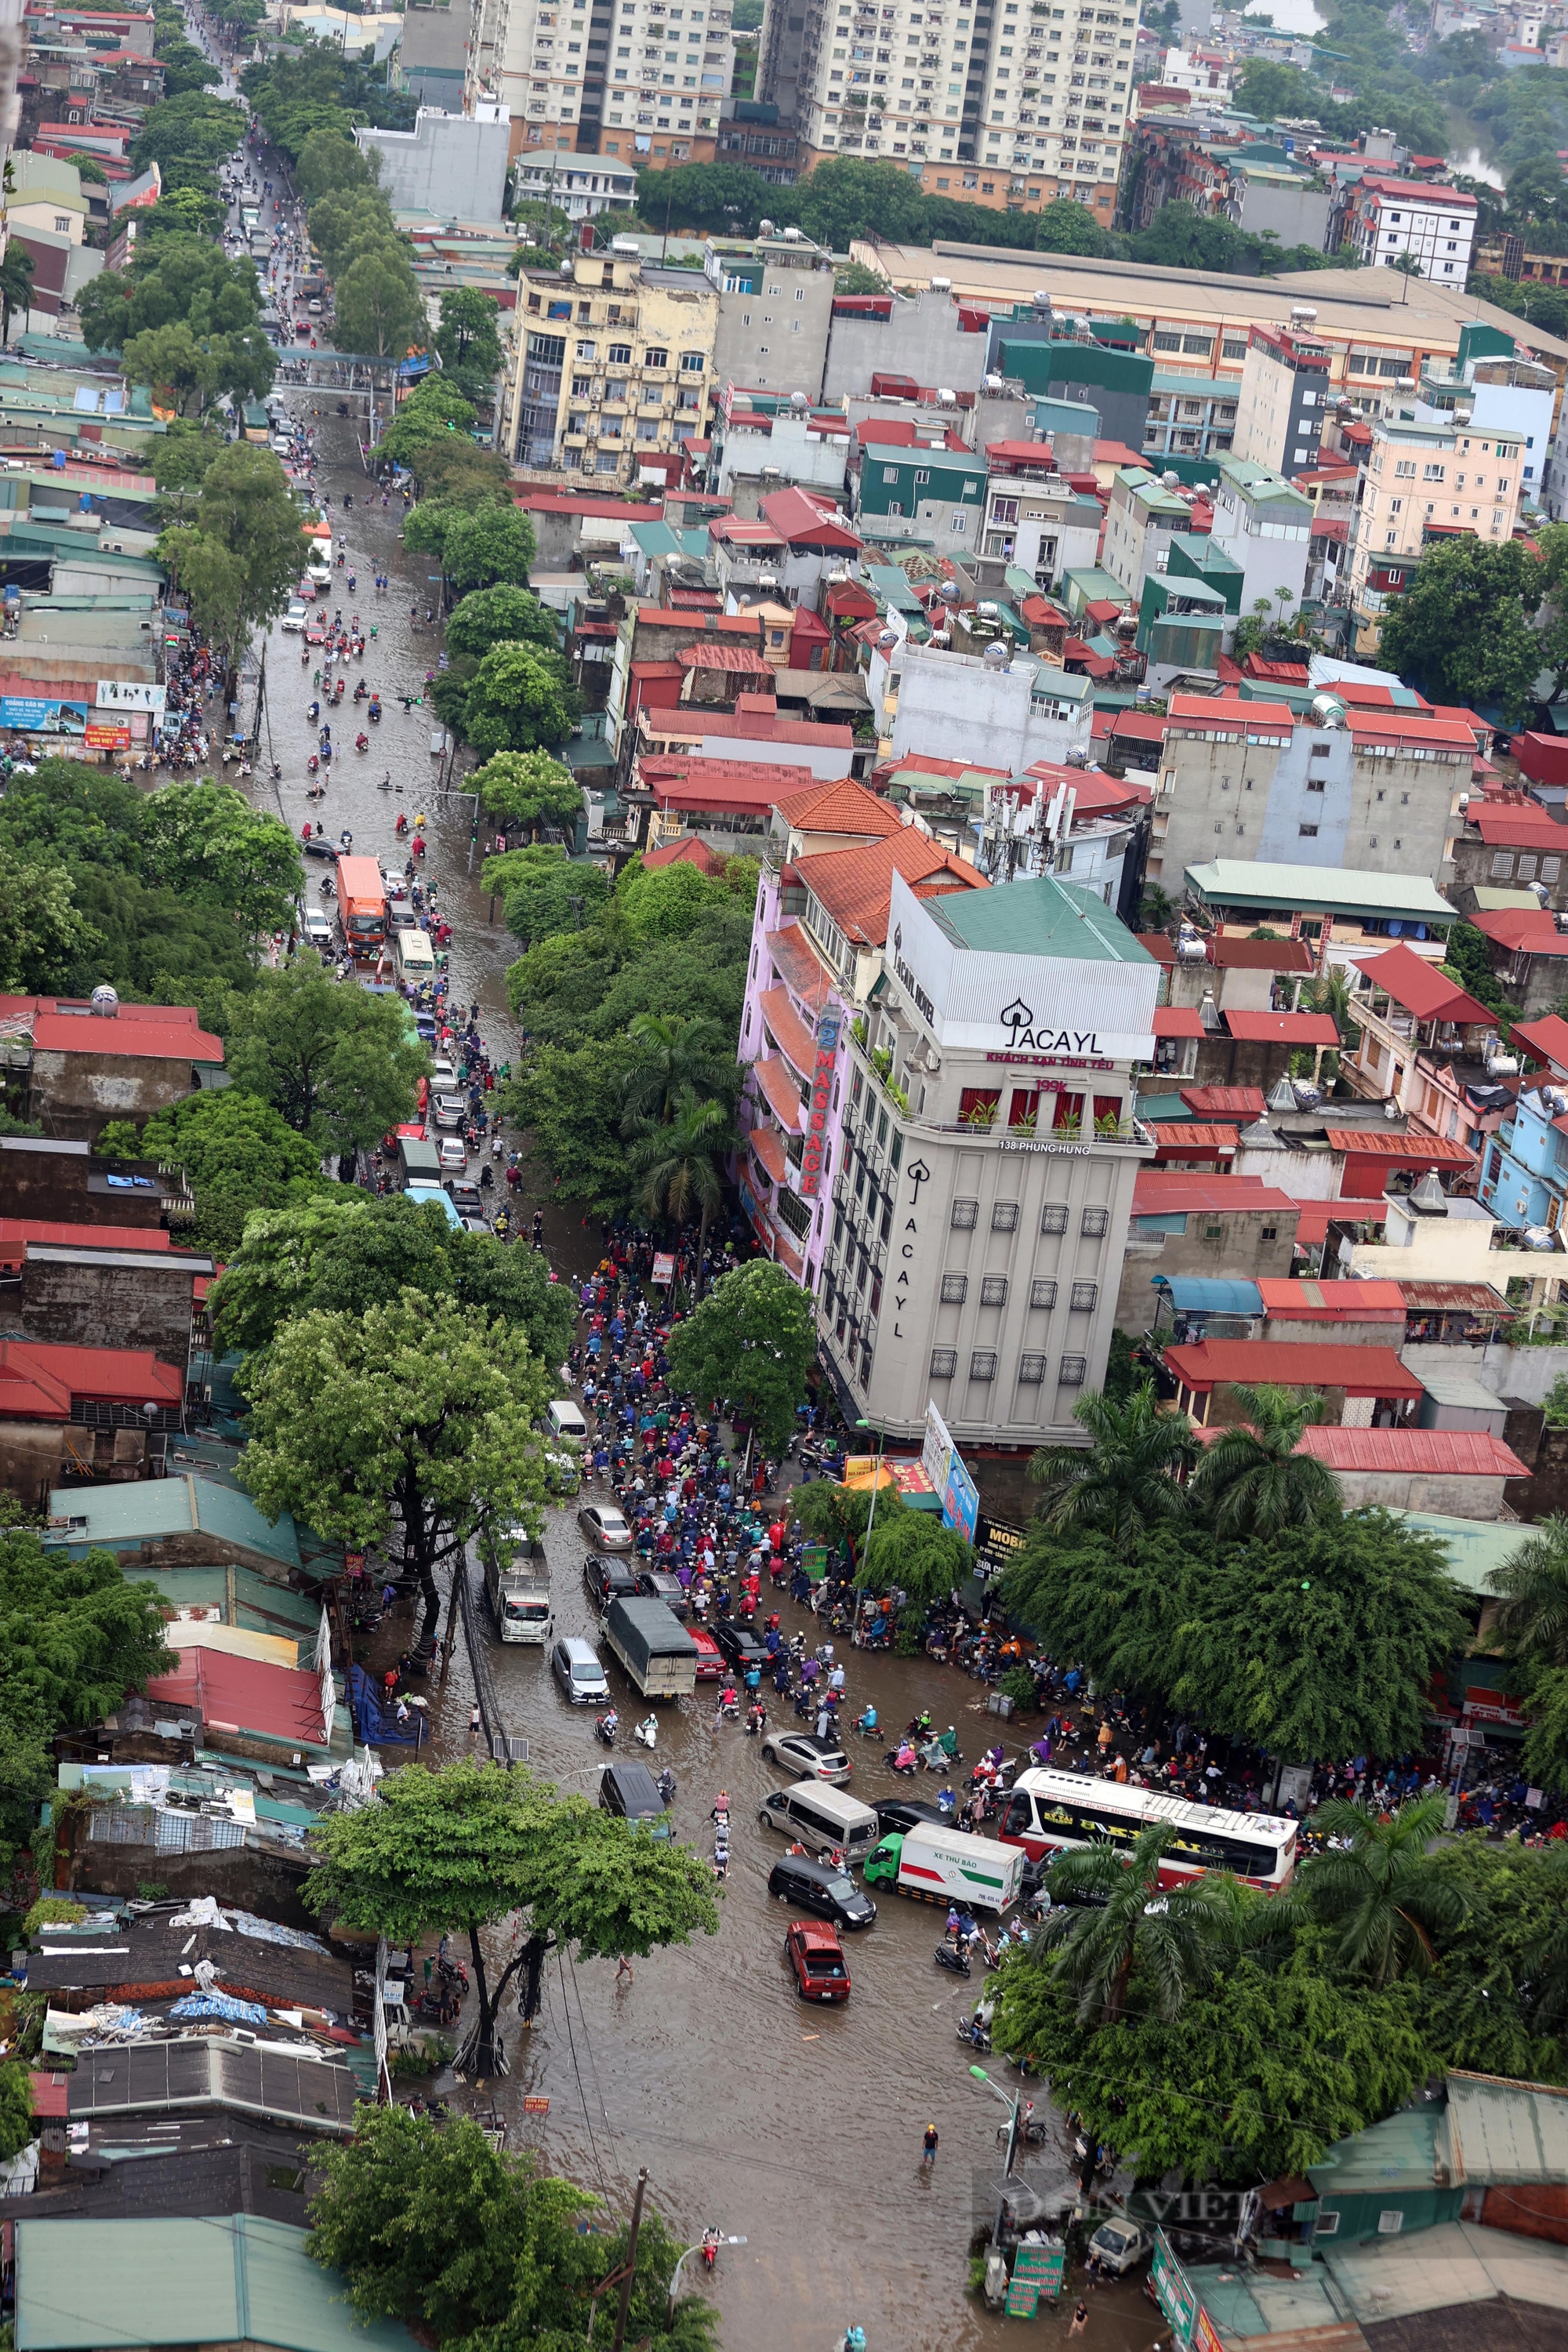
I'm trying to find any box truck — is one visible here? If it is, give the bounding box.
[862,1823,1025,1914]
[602,1595,698,1699]
[336,854,387,951]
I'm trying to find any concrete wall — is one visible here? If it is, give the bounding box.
[26,1050,201,1143]
[1238,180,1332,252]
[1406,1339,1568,1407]
[1115,1206,1301,1329]
[715,276,834,403]
[822,291,988,407]
[0,1141,186,1225]
[1327,1468,1511,1517]
[356,110,510,223]
[887,642,1092,769]
[16,1249,200,1376]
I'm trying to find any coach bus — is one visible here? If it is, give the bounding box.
[1000,1767,1298,1892]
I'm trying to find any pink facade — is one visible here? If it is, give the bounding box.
[736,861,850,1292]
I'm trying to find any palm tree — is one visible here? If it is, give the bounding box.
[620,1011,735,1130]
[1139,883,1178,936]
[1028,1824,1236,2024]
[630,1087,736,1297]
[1189,1383,1341,1540]
[0,243,33,344]
[1488,1517,1568,1669]
[1298,965,1355,1040]
[1298,1794,1471,1987]
[1029,1380,1196,1557]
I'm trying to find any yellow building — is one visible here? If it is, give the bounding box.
[506,244,718,481]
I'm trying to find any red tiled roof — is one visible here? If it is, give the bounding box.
[1167,693,1296,729]
[630,609,762,633]
[146,1648,331,1748]
[1211,937,1316,972]
[1470,908,1568,960]
[0,1219,176,1266]
[1181,1085,1266,1117]
[1110,711,1173,745]
[0,1335,182,1423]
[1149,1123,1239,1153]
[0,995,222,1063]
[641,707,855,751]
[747,1125,789,1186]
[759,485,862,550]
[676,641,774,673]
[1255,1276,1405,1320]
[640,836,725,875]
[1354,942,1493,1025]
[641,757,816,811]
[1323,1129,1475,1163]
[799,829,987,946]
[751,1054,804,1131]
[1132,1174,1297,1216]
[1511,1014,1568,1070]
[1163,1338,1424,1398]
[1152,1006,1205,1037]
[1344,712,1475,754]
[772,778,903,839]
[1222,1010,1341,1045]
[1296,1427,1526,1478]
[757,986,815,1078]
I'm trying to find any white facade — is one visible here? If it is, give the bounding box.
[355,106,511,220]
[714,412,849,498]
[760,0,1141,183]
[1339,180,1477,283]
[816,867,1158,1446]
[470,0,733,150]
[883,637,1094,770]
[511,148,638,216]
[1209,458,1312,624]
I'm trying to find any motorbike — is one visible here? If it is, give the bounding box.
[700,2231,720,2274]
[394,813,408,836]
[319,877,335,898]
[933,1943,971,1979]
[634,1715,657,1749]
[919,1733,958,1772]
[269,760,282,780]
[355,731,368,752]
[851,1711,880,1739]
[956,2016,992,2053]
[368,700,381,721]
[379,770,393,790]
[657,1766,677,1804]
[594,1713,618,1748]
[306,754,319,775]
[886,1744,919,1776]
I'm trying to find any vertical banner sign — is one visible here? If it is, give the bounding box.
[800,1006,842,1197]
[1151,2230,1197,2348]
[1192,2311,1225,2352]
[923,1397,978,1543]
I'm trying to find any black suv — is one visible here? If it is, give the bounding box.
[767,1856,877,1930]
[873,1797,948,1840]
[712,1619,769,1674]
[584,1553,639,1612]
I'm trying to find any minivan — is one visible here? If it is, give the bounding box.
[548,1399,589,1443]
[552,1635,608,1706]
[599,1758,672,1837]
[757,1781,880,1865]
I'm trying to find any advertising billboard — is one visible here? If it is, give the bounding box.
[0,696,87,735]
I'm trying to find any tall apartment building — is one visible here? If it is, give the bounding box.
[815,868,1157,1445]
[1330,176,1477,283]
[506,243,718,475]
[1347,413,1524,648]
[1142,690,1472,897]
[1230,318,1332,481]
[469,0,733,159]
[758,0,1139,204]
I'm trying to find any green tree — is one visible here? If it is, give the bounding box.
[793,1477,903,1573]
[459,640,578,758]
[0,851,88,994]
[665,1259,815,1450]
[1026,1823,1236,2025]
[306,185,397,278]
[301,1759,718,2073]
[795,156,930,247]
[1376,536,1545,724]
[630,1089,736,1285]
[151,418,223,524]
[294,124,380,203]
[123,321,223,418]
[855,1512,974,1635]
[503,1035,648,1218]
[1489,1515,1568,1669]
[159,446,300,657]
[307,2104,717,2351]
[333,243,425,362]
[143,779,302,943]
[0,242,33,343]
[376,377,477,474]
[1028,1380,1196,1555]
[484,844,612,945]
[130,91,247,187]
[211,1191,574,1367]
[434,285,502,386]
[118,1090,330,1258]
[220,963,425,1153]
[632,159,789,235]
[1299,1794,1473,1987]
[1190,1383,1342,1538]
[1034,197,1112,255]
[834,258,888,293]
[622,1011,735,1127]
[158,524,246,648]
[441,505,539,599]
[447,585,557,664]
[473,750,579,841]
[241,1294,553,1646]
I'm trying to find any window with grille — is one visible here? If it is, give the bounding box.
[1059,1354,1087,1385]
[1041,1203,1069,1235]
[981,1276,1008,1306]
[940,1273,968,1303]
[1030,1278,1058,1308]
[970,1350,997,1381]
[1018,1352,1047,1382]
[1081,1207,1109,1238]
[992,1200,1019,1231]
[952,1199,978,1229]
[1070,1280,1098,1311]
[931,1348,957,1377]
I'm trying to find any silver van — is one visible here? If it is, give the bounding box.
[548,1399,589,1443]
[552,1635,609,1705]
[757,1780,880,1864]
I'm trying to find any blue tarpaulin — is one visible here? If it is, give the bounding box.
[169,1991,267,2026]
[1149,1278,1263,1314]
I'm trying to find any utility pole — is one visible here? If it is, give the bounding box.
[609,2169,648,2352]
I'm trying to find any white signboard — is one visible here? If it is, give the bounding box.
[96,680,165,713]
[922,1399,954,1494]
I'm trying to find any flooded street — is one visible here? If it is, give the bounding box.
[230,278,1161,2352]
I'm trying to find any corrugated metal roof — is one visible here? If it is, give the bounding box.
[40,1475,303,1570]
[1296,1428,1527,1479]
[1442,2071,1568,2187]
[1308,2102,1443,2194]
[1149,1277,1262,1313]
[67,2042,358,2136]
[1396,1282,1509,1314]
[1257,1278,1406,1319]
[14,2215,414,2350]
[1163,1340,1425,1396]
[1324,2220,1568,2326]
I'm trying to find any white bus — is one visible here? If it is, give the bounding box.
[1000,1767,1298,1893]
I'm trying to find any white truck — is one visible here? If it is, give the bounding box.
[864,1821,1025,1915]
[481,1530,553,1645]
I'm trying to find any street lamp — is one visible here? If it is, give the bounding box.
[668,2236,747,2319]
[855,1414,887,1544]
[970,2062,1025,2251]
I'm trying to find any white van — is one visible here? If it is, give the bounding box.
[757,1780,880,1865]
[548,1399,588,1443]
[396,928,436,985]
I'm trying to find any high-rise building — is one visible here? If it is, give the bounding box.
[757,0,1139,201]
[505,245,719,476]
[470,0,734,160]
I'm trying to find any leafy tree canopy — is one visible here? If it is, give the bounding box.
[665,1261,815,1454]
[99,1089,331,1259]
[219,963,426,1153]
[1377,536,1546,724]
[446,585,557,664]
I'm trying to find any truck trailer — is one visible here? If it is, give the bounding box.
[602,1595,698,1699]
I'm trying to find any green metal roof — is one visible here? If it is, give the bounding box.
[1184,860,1455,925]
[921,875,1157,967]
[1308,2101,1443,2194]
[14,2216,415,2352]
[41,1475,303,1571]
[1385,1511,1526,1598]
